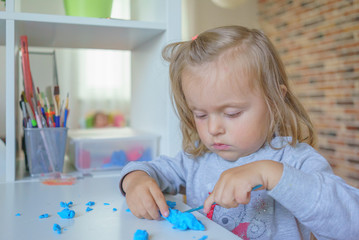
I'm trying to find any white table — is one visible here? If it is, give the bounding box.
[0,176,241,240]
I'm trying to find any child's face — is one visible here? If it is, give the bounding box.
[182,62,270,161]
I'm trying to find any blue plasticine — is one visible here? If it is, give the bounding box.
[86,201,95,206]
[57,208,75,219]
[53,223,61,234]
[198,235,208,240]
[86,207,93,212]
[163,208,205,231]
[133,229,149,240]
[113,208,117,211]
[15,213,21,216]
[126,201,204,231]
[104,203,110,205]
[60,201,73,208]
[166,200,176,209]
[39,213,49,219]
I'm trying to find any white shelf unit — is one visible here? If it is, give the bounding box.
[1,0,182,182]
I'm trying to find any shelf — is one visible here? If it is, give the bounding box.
[2,12,166,50]
[2,0,182,182]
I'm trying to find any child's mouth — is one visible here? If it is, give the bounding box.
[212,143,230,150]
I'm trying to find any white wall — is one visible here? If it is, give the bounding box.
[182,0,259,40]
[0,46,5,138]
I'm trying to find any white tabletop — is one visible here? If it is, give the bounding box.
[0,176,240,240]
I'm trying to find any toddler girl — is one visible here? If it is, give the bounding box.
[120,26,359,239]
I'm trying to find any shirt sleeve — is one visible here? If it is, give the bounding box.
[268,144,359,239]
[119,151,188,196]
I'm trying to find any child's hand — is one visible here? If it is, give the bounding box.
[203,160,283,213]
[122,170,169,220]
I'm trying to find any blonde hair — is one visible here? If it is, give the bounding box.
[162,25,316,158]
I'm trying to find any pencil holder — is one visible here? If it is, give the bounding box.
[24,128,68,177]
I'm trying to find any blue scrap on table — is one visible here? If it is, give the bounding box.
[133,229,148,240]
[39,213,49,219]
[86,201,95,206]
[15,213,21,216]
[113,208,117,211]
[60,201,73,208]
[53,223,61,234]
[58,208,75,219]
[198,235,208,240]
[86,207,93,212]
[104,203,110,205]
[163,208,205,231]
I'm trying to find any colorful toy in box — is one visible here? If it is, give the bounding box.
[102,147,152,168]
[102,150,127,168]
[126,146,144,161]
[84,111,126,128]
[78,150,91,169]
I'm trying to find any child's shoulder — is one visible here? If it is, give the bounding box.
[271,136,315,152]
[272,137,330,170]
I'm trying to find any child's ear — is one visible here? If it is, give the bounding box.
[280,84,287,98]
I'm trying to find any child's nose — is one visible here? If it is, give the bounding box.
[208,116,224,136]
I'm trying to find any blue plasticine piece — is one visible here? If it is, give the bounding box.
[15,213,21,216]
[57,208,75,219]
[113,208,117,211]
[39,213,49,219]
[163,208,205,231]
[104,203,110,205]
[126,208,131,212]
[198,235,208,240]
[60,201,73,208]
[166,200,177,209]
[53,223,61,234]
[133,229,149,240]
[86,207,93,212]
[86,201,95,206]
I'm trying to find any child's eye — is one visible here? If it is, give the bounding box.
[224,112,241,118]
[194,113,207,119]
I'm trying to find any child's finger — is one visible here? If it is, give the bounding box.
[156,198,169,218]
[203,193,215,214]
[141,197,161,220]
[150,186,169,218]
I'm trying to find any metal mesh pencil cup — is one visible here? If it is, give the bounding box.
[24,128,68,176]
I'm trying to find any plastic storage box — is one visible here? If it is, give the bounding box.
[67,128,159,172]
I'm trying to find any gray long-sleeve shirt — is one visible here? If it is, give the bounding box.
[119,137,359,239]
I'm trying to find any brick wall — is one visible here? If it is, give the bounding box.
[258,0,359,187]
